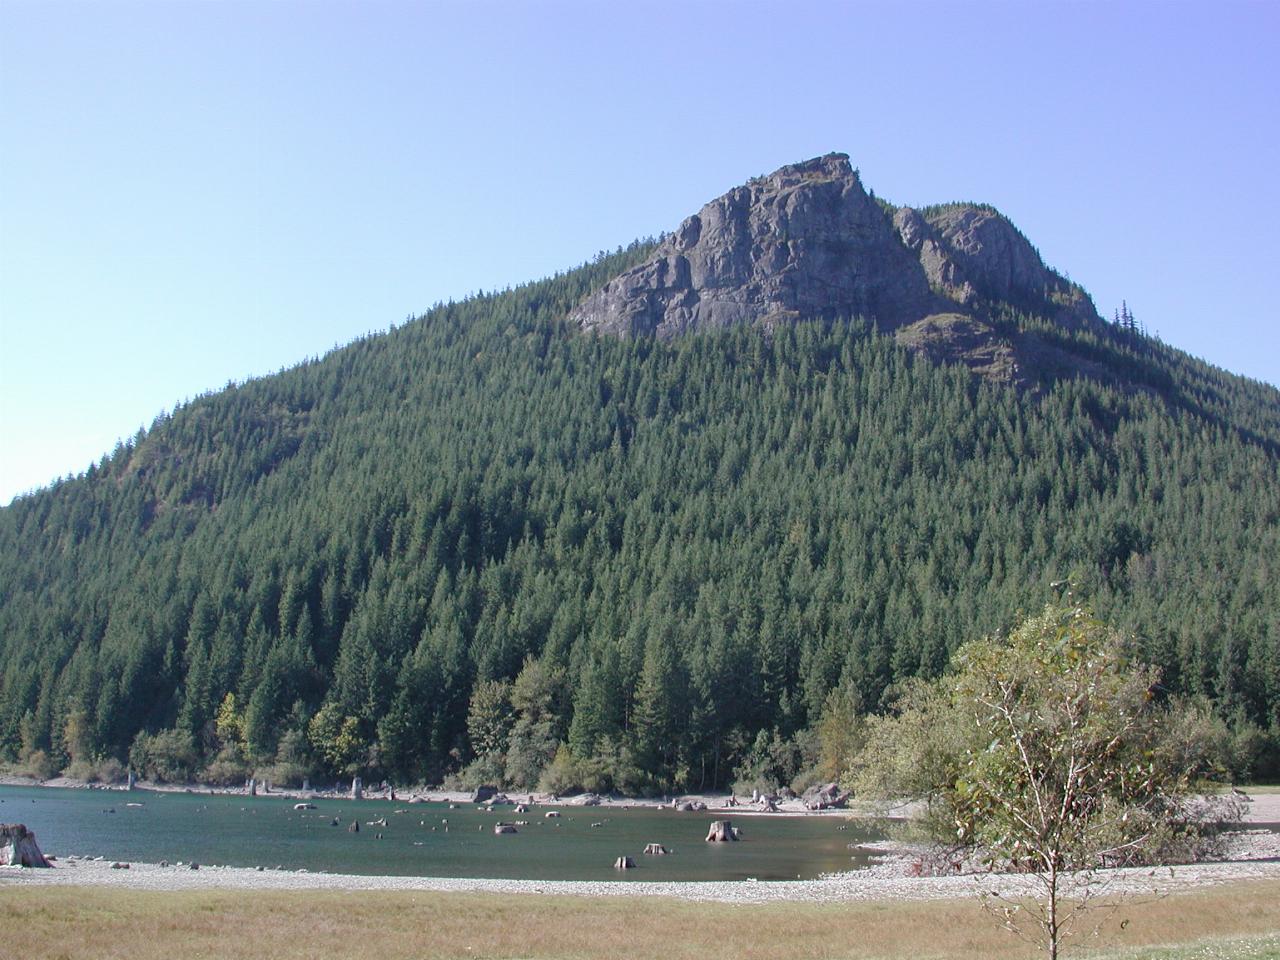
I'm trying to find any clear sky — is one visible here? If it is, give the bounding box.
[2,0,1277,505]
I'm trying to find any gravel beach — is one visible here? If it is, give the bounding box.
[5,829,1278,904]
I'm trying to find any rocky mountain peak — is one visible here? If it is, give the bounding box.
[571,154,1104,382]
[570,153,935,339]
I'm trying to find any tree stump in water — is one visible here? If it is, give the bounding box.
[0,824,51,867]
[614,856,635,869]
[705,820,739,842]
[643,843,668,855]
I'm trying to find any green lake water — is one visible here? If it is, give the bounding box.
[0,785,887,881]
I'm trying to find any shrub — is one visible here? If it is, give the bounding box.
[129,728,199,783]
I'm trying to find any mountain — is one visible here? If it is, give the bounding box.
[572,153,1099,385]
[1,156,1277,793]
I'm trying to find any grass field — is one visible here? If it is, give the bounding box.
[3,879,1278,959]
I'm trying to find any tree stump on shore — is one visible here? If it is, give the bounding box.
[0,824,51,867]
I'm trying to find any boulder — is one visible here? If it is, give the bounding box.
[705,820,740,842]
[0,824,51,867]
[801,782,849,810]
[472,785,499,804]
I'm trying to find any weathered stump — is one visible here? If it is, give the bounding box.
[643,843,668,855]
[493,822,518,835]
[348,820,360,833]
[614,856,635,869]
[705,820,740,842]
[0,824,51,867]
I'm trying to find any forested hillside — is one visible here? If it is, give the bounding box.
[2,237,1278,792]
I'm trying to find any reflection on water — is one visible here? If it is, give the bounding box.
[0,785,887,881]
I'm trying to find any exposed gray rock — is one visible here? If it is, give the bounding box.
[569,153,1105,384]
[0,823,51,868]
[894,203,1100,328]
[471,785,498,804]
[571,154,937,340]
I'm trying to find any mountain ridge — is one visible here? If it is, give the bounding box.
[570,153,1102,386]
[1,162,1277,793]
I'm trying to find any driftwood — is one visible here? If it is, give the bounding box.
[0,824,51,867]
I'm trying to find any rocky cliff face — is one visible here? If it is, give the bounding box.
[571,154,1102,380]
[572,154,937,339]
[894,203,1098,329]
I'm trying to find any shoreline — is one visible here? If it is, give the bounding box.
[5,843,1280,904]
[0,773,914,818]
[5,776,1278,904]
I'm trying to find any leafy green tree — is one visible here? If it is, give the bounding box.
[853,600,1240,960]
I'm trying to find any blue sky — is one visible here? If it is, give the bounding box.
[2,0,1277,505]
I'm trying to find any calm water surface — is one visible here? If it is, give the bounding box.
[0,785,886,881]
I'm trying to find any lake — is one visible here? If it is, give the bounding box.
[0,785,888,881]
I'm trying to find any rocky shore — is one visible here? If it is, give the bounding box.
[3,777,1276,904]
[4,838,1279,904]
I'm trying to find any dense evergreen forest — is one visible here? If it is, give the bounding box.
[2,241,1278,792]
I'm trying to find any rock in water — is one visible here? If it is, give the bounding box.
[0,824,52,867]
[705,820,740,842]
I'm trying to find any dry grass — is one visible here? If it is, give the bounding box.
[3,879,1279,960]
